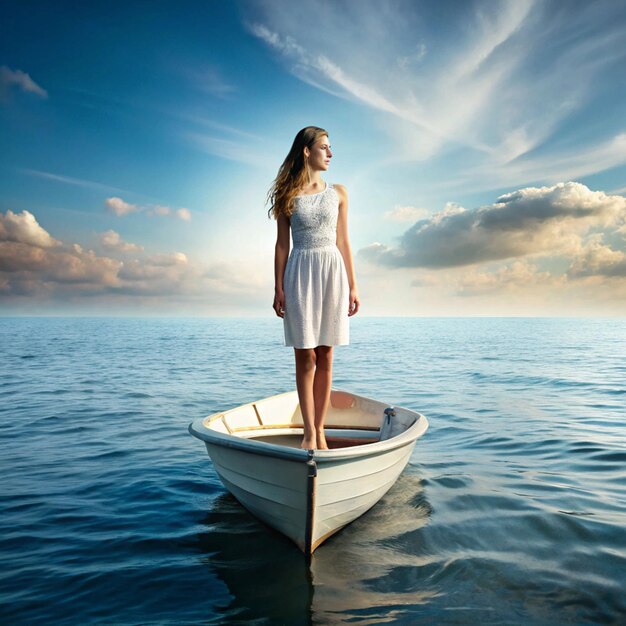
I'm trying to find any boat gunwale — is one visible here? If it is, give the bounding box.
[188,389,429,463]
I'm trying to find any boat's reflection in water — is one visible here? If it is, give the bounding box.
[196,470,434,625]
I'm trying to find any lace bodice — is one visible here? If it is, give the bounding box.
[290,182,339,249]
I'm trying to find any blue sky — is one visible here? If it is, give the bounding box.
[1,0,625,316]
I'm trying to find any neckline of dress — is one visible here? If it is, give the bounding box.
[295,181,328,198]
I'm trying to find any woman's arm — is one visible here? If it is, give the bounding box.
[335,184,360,316]
[273,213,290,317]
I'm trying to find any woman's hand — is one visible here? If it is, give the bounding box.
[273,287,285,318]
[348,287,360,317]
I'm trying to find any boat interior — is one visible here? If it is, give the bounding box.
[203,389,417,450]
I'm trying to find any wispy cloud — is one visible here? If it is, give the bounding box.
[0,65,48,101]
[169,113,265,140]
[182,63,237,98]
[246,0,626,184]
[19,168,132,195]
[184,130,266,165]
[145,205,192,221]
[246,1,536,156]
[159,105,271,166]
[439,133,626,195]
[105,197,192,221]
[247,21,438,144]
[396,43,427,69]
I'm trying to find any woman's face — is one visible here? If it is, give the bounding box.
[306,135,332,171]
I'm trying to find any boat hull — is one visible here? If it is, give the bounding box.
[189,389,428,553]
[204,441,312,551]
[312,442,416,550]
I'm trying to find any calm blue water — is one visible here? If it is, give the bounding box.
[1,316,625,625]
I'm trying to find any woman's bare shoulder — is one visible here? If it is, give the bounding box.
[333,183,348,198]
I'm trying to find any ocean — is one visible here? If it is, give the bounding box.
[1,316,624,625]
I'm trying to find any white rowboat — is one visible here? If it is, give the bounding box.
[188,388,429,554]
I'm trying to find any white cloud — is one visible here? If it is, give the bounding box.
[176,208,192,221]
[567,237,626,278]
[145,252,188,267]
[98,230,144,254]
[0,65,48,100]
[455,260,558,296]
[0,209,264,307]
[0,209,191,299]
[106,197,140,216]
[0,240,121,290]
[116,253,189,291]
[0,209,60,248]
[359,182,626,270]
[107,197,192,220]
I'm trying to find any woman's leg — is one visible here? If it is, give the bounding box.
[294,347,317,449]
[313,345,333,450]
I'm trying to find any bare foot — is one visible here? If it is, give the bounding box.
[300,435,316,450]
[316,429,329,450]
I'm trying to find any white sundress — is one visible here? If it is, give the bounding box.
[283,181,350,349]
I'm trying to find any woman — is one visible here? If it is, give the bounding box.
[268,126,360,450]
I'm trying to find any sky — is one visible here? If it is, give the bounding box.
[1,0,625,317]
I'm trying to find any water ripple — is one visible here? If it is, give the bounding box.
[1,316,625,625]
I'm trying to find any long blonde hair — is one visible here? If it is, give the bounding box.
[266,126,329,220]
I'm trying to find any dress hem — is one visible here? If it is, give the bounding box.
[284,340,349,349]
